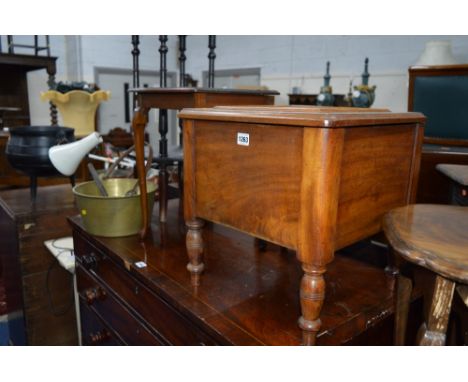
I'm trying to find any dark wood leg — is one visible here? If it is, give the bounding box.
[298,264,326,345]
[394,273,413,345]
[30,175,37,201]
[186,219,204,287]
[177,161,184,218]
[177,160,183,195]
[159,164,168,223]
[255,238,267,251]
[417,275,455,346]
[158,107,168,223]
[385,245,399,275]
[130,108,149,239]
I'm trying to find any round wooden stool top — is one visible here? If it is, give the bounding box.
[383,204,468,284]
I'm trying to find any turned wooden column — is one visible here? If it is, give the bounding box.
[186,219,205,286]
[131,35,140,109]
[207,35,216,88]
[46,67,58,125]
[179,35,187,87]
[178,35,187,146]
[158,35,169,223]
[297,128,344,345]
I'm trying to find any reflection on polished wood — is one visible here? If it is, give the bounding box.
[384,204,468,345]
[180,106,425,344]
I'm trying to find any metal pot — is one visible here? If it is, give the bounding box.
[73,178,157,237]
[5,125,75,199]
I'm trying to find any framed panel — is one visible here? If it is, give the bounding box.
[408,65,468,146]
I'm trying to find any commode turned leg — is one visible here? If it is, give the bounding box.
[186,218,205,286]
[298,264,326,345]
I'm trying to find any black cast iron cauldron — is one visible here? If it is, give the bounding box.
[5,125,75,200]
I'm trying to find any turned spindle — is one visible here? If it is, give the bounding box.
[186,219,205,286]
[178,35,187,146]
[208,35,216,88]
[158,35,169,222]
[131,35,140,109]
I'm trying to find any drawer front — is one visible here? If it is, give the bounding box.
[74,232,217,345]
[80,300,122,346]
[77,266,164,346]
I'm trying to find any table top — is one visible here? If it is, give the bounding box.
[0,53,57,70]
[0,107,21,112]
[179,105,426,128]
[383,204,468,284]
[129,87,279,96]
[69,199,401,345]
[423,144,468,155]
[0,184,76,218]
[436,164,468,186]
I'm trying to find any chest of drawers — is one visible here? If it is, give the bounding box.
[73,224,220,345]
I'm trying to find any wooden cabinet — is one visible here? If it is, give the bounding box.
[0,184,78,345]
[0,53,57,127]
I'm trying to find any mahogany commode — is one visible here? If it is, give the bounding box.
[179,105,425,345]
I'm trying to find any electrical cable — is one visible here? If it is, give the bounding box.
[45,239,75,317]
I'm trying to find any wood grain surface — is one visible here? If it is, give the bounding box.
[384,204,468,284]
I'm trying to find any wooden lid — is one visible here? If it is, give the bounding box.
[129,87,279,96]
[178,105,426,128]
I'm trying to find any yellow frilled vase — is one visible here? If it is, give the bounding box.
[41,90,111,137]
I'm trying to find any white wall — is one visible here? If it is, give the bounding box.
[184,35,468,110]
[17,35,468,126]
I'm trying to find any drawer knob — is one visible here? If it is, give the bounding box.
[84,286,107,305]
[82,253,99,271]
[88,329,111,345]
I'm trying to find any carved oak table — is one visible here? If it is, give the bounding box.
[129,87,278,233]
[178,105,425,345]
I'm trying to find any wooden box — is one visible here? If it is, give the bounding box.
[179,106,425,345]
